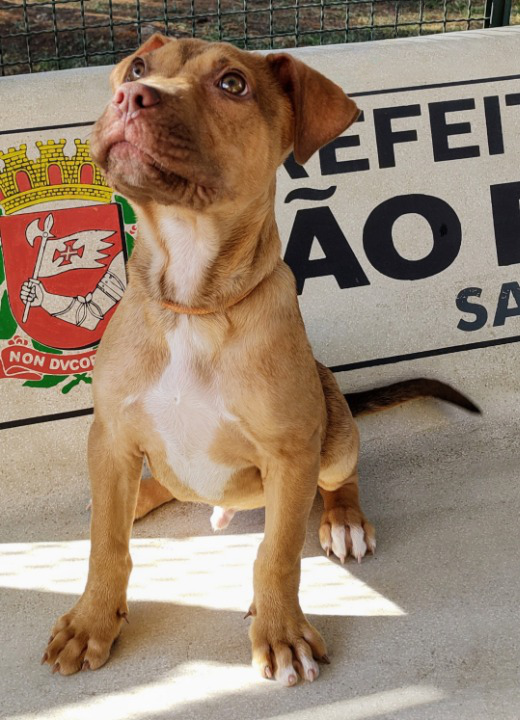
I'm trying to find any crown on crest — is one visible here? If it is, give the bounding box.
[0,139,113,215]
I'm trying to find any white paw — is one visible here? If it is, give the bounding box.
[276,663,299,687]
[350,525,369,562]
[319,517,376,564]
[210,506,236,531]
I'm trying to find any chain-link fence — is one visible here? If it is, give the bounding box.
[0,0,515,76]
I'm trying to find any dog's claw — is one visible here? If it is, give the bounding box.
[81,660,90,671]
[118,610,130,624]
[41,652,48,665]
[264,665,273,679]
[244,604,256,619]
[52,663,60,674]
[321,512,375,564]
[320,654,330,664]
[351,526,368,562]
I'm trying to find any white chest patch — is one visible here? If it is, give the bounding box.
[143,322,236,501]
[160,215,218,305]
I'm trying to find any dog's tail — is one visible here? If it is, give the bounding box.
[344,378,481,417]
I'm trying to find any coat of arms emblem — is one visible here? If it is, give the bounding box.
[0,139,136,390]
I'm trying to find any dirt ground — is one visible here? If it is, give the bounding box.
[1,0,513,76]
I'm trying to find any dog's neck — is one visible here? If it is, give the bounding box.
[130,189,281,312]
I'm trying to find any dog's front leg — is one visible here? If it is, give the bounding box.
[42,420,142,675]
[250,437,328,686]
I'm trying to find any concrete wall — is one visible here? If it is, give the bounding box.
[1,27,519,448]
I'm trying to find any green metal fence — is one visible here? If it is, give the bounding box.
[0,0,515,76]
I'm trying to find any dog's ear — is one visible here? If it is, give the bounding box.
[110,33,173,88]
[267,53,360,165]
[135,32,171,55]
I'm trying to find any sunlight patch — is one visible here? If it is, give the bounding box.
[7,662,259,720]
[275,685,445,720]
[0,535,404,616]
[7,678,443,720]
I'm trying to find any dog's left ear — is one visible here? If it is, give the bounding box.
[267,53,360,165]
[132,32,172,56]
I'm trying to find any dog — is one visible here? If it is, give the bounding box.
[41,34,479,685]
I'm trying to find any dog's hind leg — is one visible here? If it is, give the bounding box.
[87,475,173,520]
[134,476,175,520]
[317,362,376,563]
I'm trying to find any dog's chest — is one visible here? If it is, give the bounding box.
[143,324,235,501]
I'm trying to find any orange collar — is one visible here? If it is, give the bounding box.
[161,284,256,316]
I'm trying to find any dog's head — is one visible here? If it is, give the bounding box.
[91,34,359,210]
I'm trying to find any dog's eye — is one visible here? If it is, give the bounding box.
[218,73,248,96]
[128,58,146,82]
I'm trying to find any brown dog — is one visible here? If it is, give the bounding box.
[41,34,477,685]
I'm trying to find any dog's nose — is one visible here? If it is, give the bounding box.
[113,83,160,116]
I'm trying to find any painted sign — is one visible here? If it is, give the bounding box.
[274,73,520,371]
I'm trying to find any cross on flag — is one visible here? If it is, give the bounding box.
[53,239,85,267]
[25,217,115,278]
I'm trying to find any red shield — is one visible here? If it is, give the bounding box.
[1,204,126,349]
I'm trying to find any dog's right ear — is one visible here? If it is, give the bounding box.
[267,53,360,165]
[109,33,173,89]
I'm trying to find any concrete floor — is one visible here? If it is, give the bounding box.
[1,398,519,720]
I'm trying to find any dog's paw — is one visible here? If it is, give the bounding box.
[41,599,127,676]
[319,506,375,564]
[249,610,328,685]
[210,506,236,531]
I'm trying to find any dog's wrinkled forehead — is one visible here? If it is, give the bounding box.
[111,36,260,93]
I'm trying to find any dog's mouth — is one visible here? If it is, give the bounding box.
[108,140,148,163]
[107,140,185,181]
[109,132,215,192]
[102,137,218,205]
[90,106,222,208]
